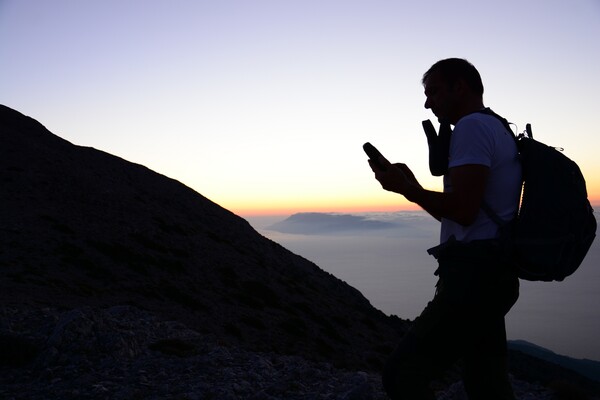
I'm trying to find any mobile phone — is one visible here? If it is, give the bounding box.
[363,142,387,170]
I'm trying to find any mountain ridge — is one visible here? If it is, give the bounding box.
[509,340,600,383]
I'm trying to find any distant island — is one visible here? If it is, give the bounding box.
[268,212,398,234]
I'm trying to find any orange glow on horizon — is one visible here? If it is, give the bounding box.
[229,194,600,218]
[219,177,600,218]
[231,201,423,218]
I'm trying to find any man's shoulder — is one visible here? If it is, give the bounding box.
[457,111,499,127]
[455,111,508,137]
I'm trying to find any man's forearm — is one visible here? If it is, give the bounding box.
[404,184,444,222]
[402,165,488,226]
[404,184,480,226]
[370,162,486,225]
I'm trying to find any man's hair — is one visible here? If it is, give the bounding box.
[422,58,484,96]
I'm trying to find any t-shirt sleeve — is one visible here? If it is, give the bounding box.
[448,117,494,168]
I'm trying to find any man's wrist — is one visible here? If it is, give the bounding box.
[403,183,422,203]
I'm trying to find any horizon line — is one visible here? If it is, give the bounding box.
[235,200,600,218]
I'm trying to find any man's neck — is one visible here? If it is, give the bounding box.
[452,100,485,125]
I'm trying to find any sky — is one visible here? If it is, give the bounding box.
[1,0,599,216]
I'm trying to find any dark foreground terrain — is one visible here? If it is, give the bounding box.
[1,105,598,399]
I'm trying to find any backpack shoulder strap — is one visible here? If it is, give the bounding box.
[477,108,516,139]
[476,108,521,228]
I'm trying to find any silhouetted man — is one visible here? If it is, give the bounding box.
[369,58,521,400]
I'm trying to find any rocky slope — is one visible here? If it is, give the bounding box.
[0,304,567,400]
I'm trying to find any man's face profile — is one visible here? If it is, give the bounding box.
[423,71,457,124]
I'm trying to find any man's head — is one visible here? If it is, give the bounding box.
[422,58,484,125]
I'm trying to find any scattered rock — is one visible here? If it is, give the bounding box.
[0,305,585,400]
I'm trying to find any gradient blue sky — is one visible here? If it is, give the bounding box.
[1,0,599,216]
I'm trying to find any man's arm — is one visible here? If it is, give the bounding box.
[370,159,489,226]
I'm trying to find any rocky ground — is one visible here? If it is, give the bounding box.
[0,305,571,400]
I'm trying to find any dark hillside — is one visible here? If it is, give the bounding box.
[0,105,407,371]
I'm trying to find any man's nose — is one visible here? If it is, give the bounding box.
[424,98,431,109]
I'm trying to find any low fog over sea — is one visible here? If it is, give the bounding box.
[247,211,600,362]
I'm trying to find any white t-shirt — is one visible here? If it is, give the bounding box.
[440,112,522,244]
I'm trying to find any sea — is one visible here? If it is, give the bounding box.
[246,211,600,362]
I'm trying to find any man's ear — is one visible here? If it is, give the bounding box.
[453,78,468,95]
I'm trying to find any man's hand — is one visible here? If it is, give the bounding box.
[368,157,421,197]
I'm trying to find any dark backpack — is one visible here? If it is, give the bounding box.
[424,109,597,281]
